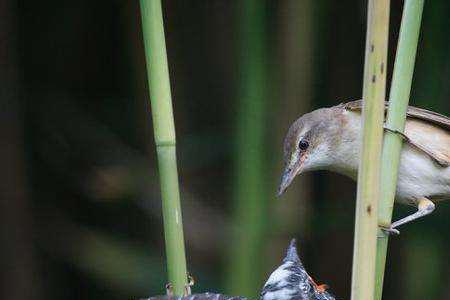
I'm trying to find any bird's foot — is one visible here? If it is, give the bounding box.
[184,274,195,296]
[165,274,194,297]
[379,225,400,235]
[165,283,173,297]
[379,198,435,236]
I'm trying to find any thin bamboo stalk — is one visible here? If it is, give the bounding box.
[139,0,188,296]
[350,1,389,300]
[226,0,269,298]
[375,1,425,299]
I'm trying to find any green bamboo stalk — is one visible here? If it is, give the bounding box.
[226,0,269,298]
[350,1,389,300]
[375,1,424,299]
[139,0,188,296]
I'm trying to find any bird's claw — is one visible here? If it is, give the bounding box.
[165,283,173,297]
[379,225,400,235]
[184,274,195,296]
[165,274,195,297]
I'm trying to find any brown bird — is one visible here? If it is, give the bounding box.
[278,100,450,234]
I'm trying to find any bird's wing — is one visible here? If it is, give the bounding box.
[343,100,450,167]
[405,105,450,130]
[343,100,450,129]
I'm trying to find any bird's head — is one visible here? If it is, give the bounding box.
[278,107,344,196]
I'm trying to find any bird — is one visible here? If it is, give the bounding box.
[260,239,336,300]
[278,100,450,234]
[142,239,336,300]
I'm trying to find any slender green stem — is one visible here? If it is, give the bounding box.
[351,1,389,300]
[139,0,188,296]
[375,1,424,299]
[226,0,269,298]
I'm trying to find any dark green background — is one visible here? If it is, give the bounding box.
[2,1,449,300]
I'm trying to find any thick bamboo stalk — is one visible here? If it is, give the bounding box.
[375,1,425,299]
[139,0,188,296]
[350,1,389,300]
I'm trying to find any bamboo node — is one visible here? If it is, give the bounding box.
[156,140,177,147]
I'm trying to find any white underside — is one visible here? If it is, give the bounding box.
[395,146,450,204]
[328,143,450,205]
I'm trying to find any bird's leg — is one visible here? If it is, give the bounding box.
[382,198,435,235]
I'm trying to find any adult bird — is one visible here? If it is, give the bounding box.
[278,100,450,234]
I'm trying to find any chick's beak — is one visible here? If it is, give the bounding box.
[277,155,306,197]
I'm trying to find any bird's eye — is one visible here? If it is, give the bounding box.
[298,140,309,151]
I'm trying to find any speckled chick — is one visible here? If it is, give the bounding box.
[260,239,337,300]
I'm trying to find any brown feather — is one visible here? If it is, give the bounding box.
[342,100,450,167]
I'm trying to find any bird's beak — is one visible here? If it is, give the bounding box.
[277,155,306,197]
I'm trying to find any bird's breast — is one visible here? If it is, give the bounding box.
[396,145,450,204]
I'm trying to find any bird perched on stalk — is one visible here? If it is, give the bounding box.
[278,100,450,234]
[261,239,336,300]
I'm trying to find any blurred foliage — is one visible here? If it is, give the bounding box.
[226,0,270,297]
[2,1,449,300]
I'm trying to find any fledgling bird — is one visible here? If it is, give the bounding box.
[142,239,336,300]
[278,100,450,234]
[261,239,336,300]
